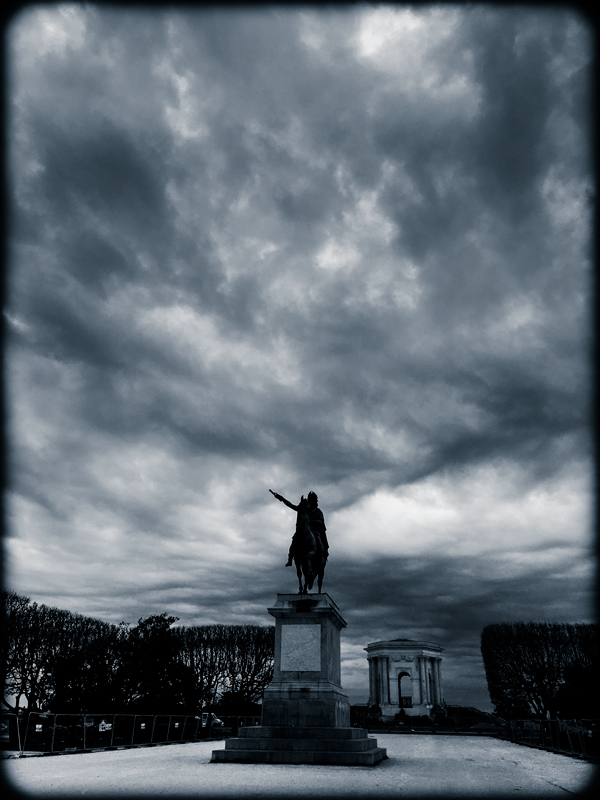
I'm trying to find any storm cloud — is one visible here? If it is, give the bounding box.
[5,4,593,708]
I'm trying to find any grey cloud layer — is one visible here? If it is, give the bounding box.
[7,5,592,708]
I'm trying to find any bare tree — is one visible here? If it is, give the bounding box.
[2,592,124,711]
[8,601,59,711]
[114,614,198,714]
[175,624,229,709]
[1,590,31,710]
[49,618,127,712]
[481,622,598,719]
[219,625,275,702]
[174,624,275,708]
[3,593,275,714]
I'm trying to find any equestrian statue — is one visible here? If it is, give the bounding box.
[269,489,329,594]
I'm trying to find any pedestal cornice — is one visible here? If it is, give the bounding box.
[267,593,347,630]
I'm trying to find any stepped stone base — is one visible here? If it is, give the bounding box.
[212,595,386,766]
[211,726,387,766]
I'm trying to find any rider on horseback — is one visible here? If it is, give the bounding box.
[269,489,329,566]
[291,496,316,583]
[305,491,329,562]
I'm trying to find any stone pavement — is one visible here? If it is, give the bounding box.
[2,734,597,798]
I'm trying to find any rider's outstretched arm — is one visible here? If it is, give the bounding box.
[269,489,299,511]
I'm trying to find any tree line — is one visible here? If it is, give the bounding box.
[481,621,598,720]
[1,590,274,715]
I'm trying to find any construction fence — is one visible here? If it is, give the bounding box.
[1,712,261,754]
[3,713,596,761]
[506,719,598,760]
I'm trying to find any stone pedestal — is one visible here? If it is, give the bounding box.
[212,593,386,766]
[261,593,350,728]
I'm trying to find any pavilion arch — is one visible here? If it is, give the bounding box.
[398,671,412,708]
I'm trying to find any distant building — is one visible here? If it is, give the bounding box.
[365,638,444,718]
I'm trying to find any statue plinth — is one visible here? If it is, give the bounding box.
[261,593,350,727]
[212,594,386,766]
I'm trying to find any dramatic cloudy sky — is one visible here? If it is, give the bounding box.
[4,4,593,710]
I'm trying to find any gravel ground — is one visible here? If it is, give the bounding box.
[2,734,596,799]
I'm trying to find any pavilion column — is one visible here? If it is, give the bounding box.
[428,659,433,703]
[377,658,385,706]
[384,657,390,705]
[390,664,399,706]
[419,656,427,704]
[368,659,377,705]
[435,658,443,704]
[372,657,378,705]
[428,659,434,703]
[379,656,387,705]
[371,658,378,704]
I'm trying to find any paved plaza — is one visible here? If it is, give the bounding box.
[2,734,596,798]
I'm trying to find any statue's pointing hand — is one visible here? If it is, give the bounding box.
[269,489,283,501]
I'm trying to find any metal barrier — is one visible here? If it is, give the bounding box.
[507,719,598,760]
[5,712,597,760]
[13,712,212,753]
[1,712,262,754]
